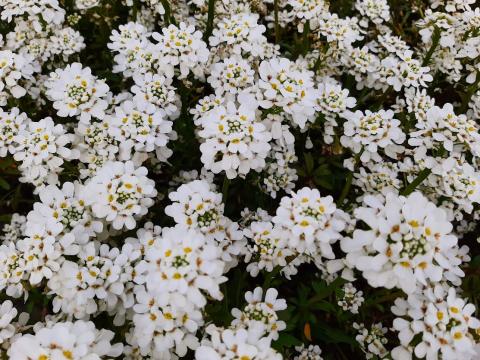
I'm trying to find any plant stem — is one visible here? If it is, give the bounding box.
[262,266,281,291]
[161,0,176,26]
[338,149,363,206]
[274,0,280,44]
[204,0,216,43]
[222,176,230,203]
[460,71,480,113]
[422,26,441,67]
[302,20,310,55]
[400,168,431,196]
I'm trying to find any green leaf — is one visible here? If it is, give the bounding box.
[305,152,314,174]
[0,178,10,190]
[274,333,302,348]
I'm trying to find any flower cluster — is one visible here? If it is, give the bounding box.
[196,287,285,359]
[1,0,480,359]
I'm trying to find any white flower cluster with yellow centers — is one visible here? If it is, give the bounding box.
[0,0,480,359]
[392,284,480,360]
[341,192,462,294]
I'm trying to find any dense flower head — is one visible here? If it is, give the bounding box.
[392,285,480,360]
[209,12,268,58]
[0,107,28,157]
[243,220,293,277]
[13,117,75,188]
[341,109,406,164]
[131,72,179,117]
[83,161,157,230]
[341,192,461,294]
[137,225,227,305]
[152,22,209,78]
[107,99,173,162]
[198,99,271,178]
[45,62,110,123]
[196,323,282,360]
[8,320,123,359]
[27,181,102,247]
[208,55,256,96]
[273,187,347,257]
[258,57,318,128]
[231,287,287,340]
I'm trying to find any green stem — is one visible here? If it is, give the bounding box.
[302,20,310,55]
[160,0,176,26]
[400,168,432,196]
[460,72,480,113]
[422,26,441,67]
[204,0,216,43]
[274,0,280,44]
[338,149,363,206]
[222,176,230,203]
[262,266,281,291]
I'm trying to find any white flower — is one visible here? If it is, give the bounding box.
[392,285,480,360]
[27,181,102,247]
[353,162,401,197]
[131,72,179,117]
[382,51,433,91]
[316,78,357,143]
[208,56,255,96]
[289,0,329,29]
[341,109,405,163]
[273,187,347,258]
[404,87,435,123]
[0,0,65,24]
[49,27,86,59]
[0,300,17,343]
[108,21,150,53]
[231,287,287,340]
[337,282,364,314]
[294,344,324,360]
[0,107,28,157]
[341,192,461,294]
[209,12,268,59]
[198,99,271,179]
[0,241,26,298]
[74,119,120,178]
[84,161,157,230]
[353,322,389,359]
[107,100,173,162]
[316,78,357,120]
[0,50,37,105]
[152,22,209,78]
[318,13,363,49]
[13,117,75,188]
[430,157,480,214]
[196,324,282,360]
[258,57,317,128]
[8,320,123,359]
[343,46,380,88]
[45,62,110,123]
[191,94,224,125]
[165,179,224,236]
[131,294,201,358]
[243,221,293,277]
[17,223,63,285]
[136,225,227,307]
[0,213,26,243]
[49,241,139,319]
[165,179,246,266]
[409,103,480,157]
[355,0,390,25]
